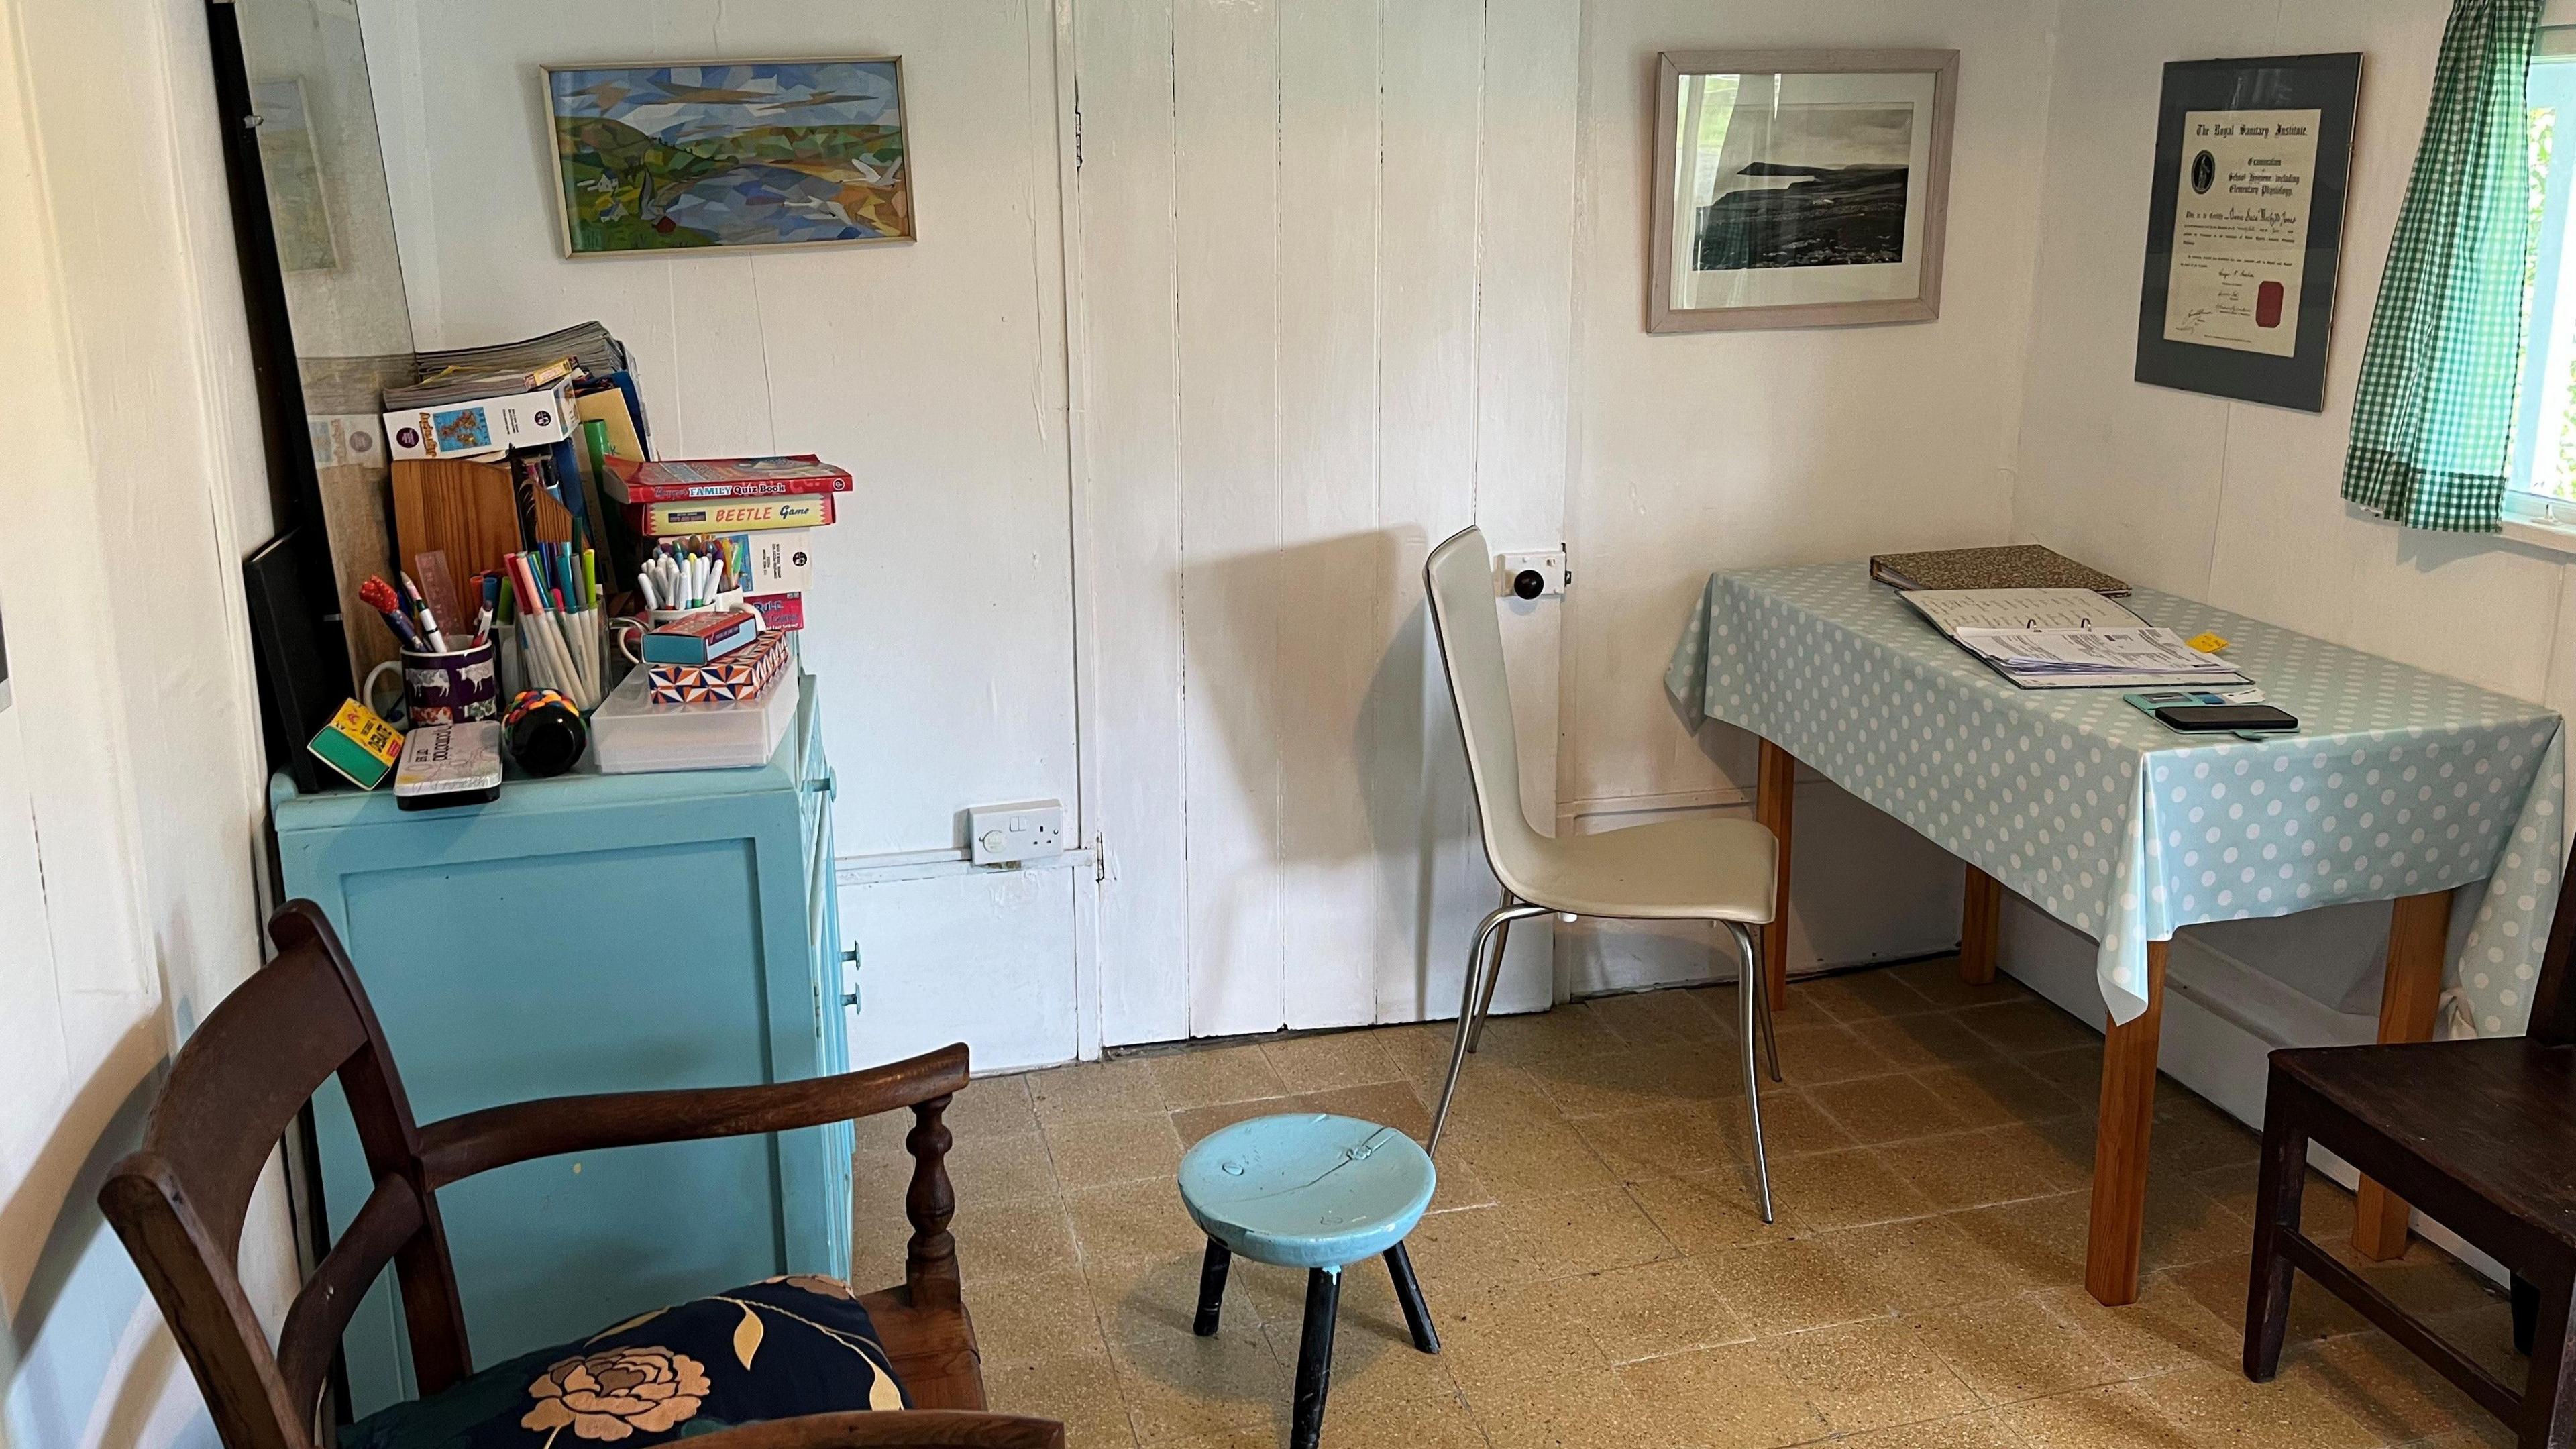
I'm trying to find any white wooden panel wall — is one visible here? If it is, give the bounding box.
[1554,0,2057,985]
[369,0,1081,863]
[1076,0,1578,1042]
[843,869,1080,1075]
[1,0,291,1438]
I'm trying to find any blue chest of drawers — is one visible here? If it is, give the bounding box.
[270,678,849,1415]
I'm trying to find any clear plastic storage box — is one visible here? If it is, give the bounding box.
[590,667,802,773]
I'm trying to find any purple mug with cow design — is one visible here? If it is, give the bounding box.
[362,637,501,726]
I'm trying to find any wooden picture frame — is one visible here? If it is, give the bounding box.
[539,57,915,258]
[1649,48,1957,333]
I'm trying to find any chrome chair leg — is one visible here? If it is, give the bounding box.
[1428,901,1550,1151]
[1755,947,1782,1084]
[1725,920,1775,1224]
[1463,896,1519,1054]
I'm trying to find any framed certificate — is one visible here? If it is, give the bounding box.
[2135,54,2363,411]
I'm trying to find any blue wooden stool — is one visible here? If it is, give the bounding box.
[1177,1114,1440,1448]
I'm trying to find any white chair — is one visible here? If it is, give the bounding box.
[1421,526,1784,1220]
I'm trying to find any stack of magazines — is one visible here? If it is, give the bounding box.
[414,321,631,386]
[1901,588,2249,691]
[383,355,579,411]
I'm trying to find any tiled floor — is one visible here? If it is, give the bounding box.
[849,958,2528,1448]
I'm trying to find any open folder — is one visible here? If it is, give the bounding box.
[1900,588,2251,691]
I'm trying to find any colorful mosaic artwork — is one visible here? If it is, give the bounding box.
[544,60,912,255]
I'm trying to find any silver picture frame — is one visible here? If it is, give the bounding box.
[1649,48,1958,333]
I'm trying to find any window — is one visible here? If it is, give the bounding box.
[2510,28,2576,522]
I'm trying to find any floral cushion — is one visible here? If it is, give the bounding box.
[339,1275,908,1449]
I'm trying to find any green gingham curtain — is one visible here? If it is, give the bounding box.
[2342,0,2545,532]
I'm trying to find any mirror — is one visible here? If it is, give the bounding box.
[226,0,417,689]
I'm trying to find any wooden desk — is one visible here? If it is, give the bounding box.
[1758,736,2451,1302]
[1672,565,2565,1305]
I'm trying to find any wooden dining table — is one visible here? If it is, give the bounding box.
[1670,563,2565,1305]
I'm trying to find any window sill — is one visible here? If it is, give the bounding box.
[2502,496,2576,557]
[2499,516,2576,556]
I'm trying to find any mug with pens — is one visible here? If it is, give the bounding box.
[612,538,748,663]
[359,568,500,725]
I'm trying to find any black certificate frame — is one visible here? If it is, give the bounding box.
[2135,53,2363,413]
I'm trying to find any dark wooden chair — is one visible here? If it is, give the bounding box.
[98,900,1063,1449]
[2246,835,2576,1447]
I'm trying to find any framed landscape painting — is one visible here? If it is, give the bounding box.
[541,58,913,256]
[1650,49,1957,332]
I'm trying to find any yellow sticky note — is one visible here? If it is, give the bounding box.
[2186,632,2229,654]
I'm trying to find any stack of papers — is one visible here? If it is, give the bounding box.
[1901,588,2251,691]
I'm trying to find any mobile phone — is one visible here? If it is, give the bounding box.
[2153,704,2298,733]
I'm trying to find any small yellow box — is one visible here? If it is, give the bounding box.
[309,699,405,790]
[2186,632,2229,654]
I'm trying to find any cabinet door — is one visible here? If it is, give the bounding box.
[311,832,792,1414]
[801,743,853,1277]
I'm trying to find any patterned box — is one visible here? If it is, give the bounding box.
[647,629,791,703]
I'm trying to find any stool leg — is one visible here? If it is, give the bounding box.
[1290,1266,1341,1449]
[1384,1243,1439,1354]
[1193,1238,1230,1337]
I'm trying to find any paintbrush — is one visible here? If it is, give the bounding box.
[359,576,423,651]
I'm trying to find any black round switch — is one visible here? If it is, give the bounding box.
[1512,569,1546,600]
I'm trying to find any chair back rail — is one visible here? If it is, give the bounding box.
[1423,527,1552,900]
[99,900,474,1449]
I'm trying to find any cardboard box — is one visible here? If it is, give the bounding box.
[384,382,575,461]
[718,529,815,595]
[649,629,792,702]
[745,593,805,631]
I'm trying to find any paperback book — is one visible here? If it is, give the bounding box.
[605,455,854,504]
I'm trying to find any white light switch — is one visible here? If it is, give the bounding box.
[968,799,1065,865]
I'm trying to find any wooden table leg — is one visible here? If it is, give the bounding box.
[2086,939,2169,1306]
[1754,739,1796,1010]
[2352,890,2455,1262]
[1960,866,2002,985]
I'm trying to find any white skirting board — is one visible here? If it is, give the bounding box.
[2000,896,2508,1287]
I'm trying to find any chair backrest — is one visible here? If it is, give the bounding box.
[1424,527,1551,898]
[98,902,471,1449]
[2532,830,2576,1044]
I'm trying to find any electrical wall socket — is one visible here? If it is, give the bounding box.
[968,799,1065,865]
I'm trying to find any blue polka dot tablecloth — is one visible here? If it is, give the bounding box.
[1666,564,2566,1036]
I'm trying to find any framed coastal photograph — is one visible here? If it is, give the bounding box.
[1649,49,1957,332]
[541,58,913,256]
[2133,54,2362,411]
